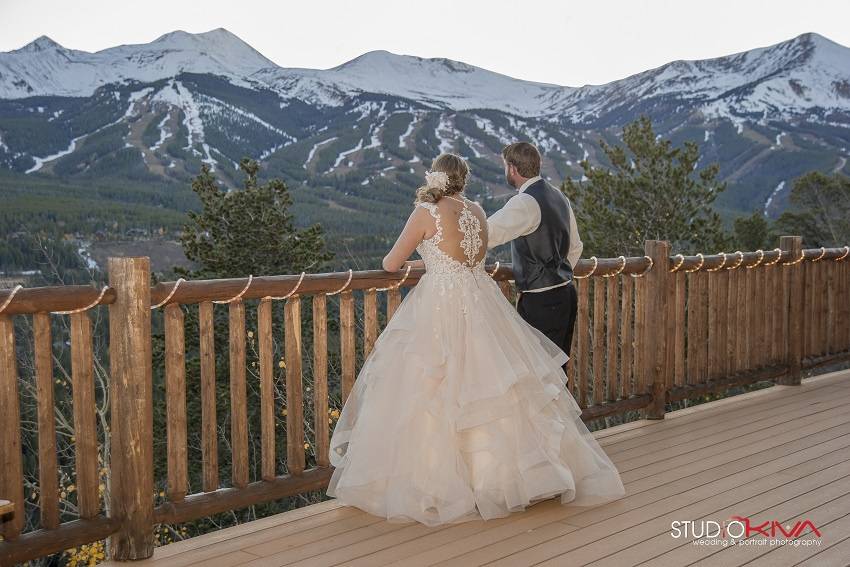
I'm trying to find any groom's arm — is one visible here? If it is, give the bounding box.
[486,193,541,249]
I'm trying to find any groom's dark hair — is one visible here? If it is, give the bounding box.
[502,142,541,178]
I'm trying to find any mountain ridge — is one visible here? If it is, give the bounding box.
[3,29,849,121]
[0,27,848,223]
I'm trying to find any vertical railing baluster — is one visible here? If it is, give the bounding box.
[199,300,219,492]
[592,277,605,407]
[70,311,99,519]
[780,236,804,385]
[1,314,25,541]
[284,296,305,476]
[673,271,686,386]
[644,240,669,419]
[258,298,276,480]
[229,299,248,488]
[164,303,188,501]
[312,295,329,468]
[340,290,356,402]
[605,276,618,402]
[620,275,634,398]
[363,289,377,359]
[33,312,59,529]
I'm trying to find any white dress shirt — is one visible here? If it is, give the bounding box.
[486,176,583,293]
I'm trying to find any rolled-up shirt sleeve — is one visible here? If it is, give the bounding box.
[486,193,541,249]
[565,198,583,268]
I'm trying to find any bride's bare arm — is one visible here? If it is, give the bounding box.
[382,207,428,272]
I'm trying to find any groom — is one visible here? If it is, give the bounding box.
[486,142,583,363]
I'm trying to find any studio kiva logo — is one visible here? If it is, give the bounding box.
[671,516,823,548]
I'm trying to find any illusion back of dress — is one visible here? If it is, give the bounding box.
[415,196,488,277]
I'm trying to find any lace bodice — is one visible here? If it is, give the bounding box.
[415,196,489,291]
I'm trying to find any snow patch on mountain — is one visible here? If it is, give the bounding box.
[304,136,337,169]
[764,180,786,217]
[330,139,363,171]
[150,114,172,151]
[399,114,418,148]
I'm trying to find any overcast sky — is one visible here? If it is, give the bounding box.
[2,0,849,87]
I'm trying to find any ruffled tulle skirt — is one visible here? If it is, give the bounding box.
[326,271,626,526]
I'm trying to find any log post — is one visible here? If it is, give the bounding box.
[778,236,804,386]
[107,257,154,560]
[644,240,670,419]
[0,314,25,541]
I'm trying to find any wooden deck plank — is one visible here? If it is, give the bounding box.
[186,550,260,567]
[125,370,850,567]
[442,428,850,567]
[600,379,846,453]
[240,513,392,561]
[384,394,850,564]
[612,387,850,472]
[495,453,850,566]
[773,512,850,566]
[103,500,349,564]
[590,462,850,566]
[660,492,850,566]
[603,382,842,458]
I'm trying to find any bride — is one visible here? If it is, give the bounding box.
[326,153,625,526]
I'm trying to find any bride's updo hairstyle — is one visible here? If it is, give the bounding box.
[414,153,470,204]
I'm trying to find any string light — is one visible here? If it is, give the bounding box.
[604,256,627,277]
[0,284,22,314]
[763,248,783,266]
[669,254,685,273]
[212,274,253,304]
[376,263,412,291]
[746,250,765,269]
[575,256,598,279]
[782,250,805,267]
[326,269,353,296]
[51,285,110,315]
[262,272,305,300]
[706,252,727,272]
[812,247,827,262]
[684,253,705,273]
[151,278,186,309]
[838,246,850,262]
[630,256,654,278]
[726,251,745,270]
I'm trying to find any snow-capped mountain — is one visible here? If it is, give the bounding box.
[252,50,573,116]
[0,28,848,220]
[546,32,850,125]
[0,28,274,99]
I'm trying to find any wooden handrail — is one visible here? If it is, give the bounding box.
[2,239,850,565]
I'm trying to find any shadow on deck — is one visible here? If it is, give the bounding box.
[111,369,850,567]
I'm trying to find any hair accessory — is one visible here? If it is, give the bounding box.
[424,170,449,191]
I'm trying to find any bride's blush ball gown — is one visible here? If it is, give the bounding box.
[326,195,626,527]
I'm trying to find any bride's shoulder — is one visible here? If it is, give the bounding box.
[415,200,440,216]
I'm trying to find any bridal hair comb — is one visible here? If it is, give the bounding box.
[424,170,449,191]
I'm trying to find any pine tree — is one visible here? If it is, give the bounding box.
[776,171,850,247]
[561,116,729,256]
[733,212,771,250]
[176,158,333,279]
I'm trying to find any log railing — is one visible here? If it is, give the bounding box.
[1,236,849,564]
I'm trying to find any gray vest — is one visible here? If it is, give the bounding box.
[510,179,574,291]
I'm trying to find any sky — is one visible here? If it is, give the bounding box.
[1,0,849,87]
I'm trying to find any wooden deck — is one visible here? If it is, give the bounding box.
[110,369,850,567]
